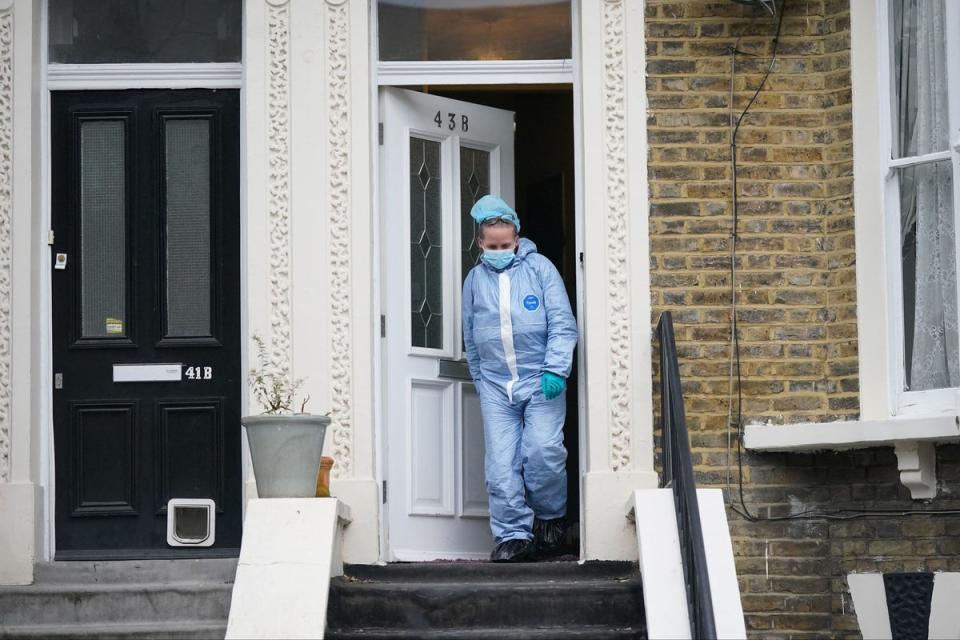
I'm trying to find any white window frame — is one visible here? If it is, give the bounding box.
[853,0,960,421]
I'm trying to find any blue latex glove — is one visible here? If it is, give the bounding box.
[541,371,566,400]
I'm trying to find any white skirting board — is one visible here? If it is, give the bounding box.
[225,498,352,639]
[630,488,746,640]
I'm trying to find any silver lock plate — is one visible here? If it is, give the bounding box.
[54,373,63,389]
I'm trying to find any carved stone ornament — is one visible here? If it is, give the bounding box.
[602,0,632,472]
[0,7,12,483]
[326,0,353,477]
[267,0,292,379]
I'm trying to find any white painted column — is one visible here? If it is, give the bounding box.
[579,0,659,560]
[0,0,42,585]
[242,0,378,563]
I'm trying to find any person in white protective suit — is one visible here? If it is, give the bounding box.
[461,194,578,563]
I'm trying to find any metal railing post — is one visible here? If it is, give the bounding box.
[657,311,717,639]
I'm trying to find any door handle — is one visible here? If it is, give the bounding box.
[437,358,472,381]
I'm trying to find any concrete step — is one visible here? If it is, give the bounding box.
[0,582,233,626]
[325,625,646,640]
[0,559,236,639]
[32,559,238,585]
[0,620,226,640]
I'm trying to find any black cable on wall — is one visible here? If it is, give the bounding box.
[722,0,960,522]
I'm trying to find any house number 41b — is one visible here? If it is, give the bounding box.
[185,366,212,380]
[434,110,469,132]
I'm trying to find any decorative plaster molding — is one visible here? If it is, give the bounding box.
[602,0,631,472]
[0,8,12,483]
[326,0,353,477]
[894,441,937,500]
[47,63,242,90]
[266,1,292,379]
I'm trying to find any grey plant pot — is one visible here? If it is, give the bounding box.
[241,414,331,498]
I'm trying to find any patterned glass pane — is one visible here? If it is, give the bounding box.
[888,0,950,158]
[898,161,958,391]
[165,119,212,338]
[378,1,571,61]
[80,120,126,338]
[410,137,443,349]
[49,0,241,63]
[459,147,490,283]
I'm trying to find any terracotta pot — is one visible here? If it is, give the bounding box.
[315,456,335,497]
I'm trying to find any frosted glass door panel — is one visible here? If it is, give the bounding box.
[165,118,212,338]
[80,120,127,339]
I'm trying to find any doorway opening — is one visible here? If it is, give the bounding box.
[379,84,579,560]
[431,85,580,540]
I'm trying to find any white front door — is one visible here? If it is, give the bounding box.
[381,87,515,560]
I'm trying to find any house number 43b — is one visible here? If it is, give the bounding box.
[434,110,469,132]
[185,366,213,380]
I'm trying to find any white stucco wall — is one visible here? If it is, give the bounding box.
[241,0,380,563]
[0,0,662,576]
[244,0,660,563]
[578,0,659,560]
[0,0,42,585]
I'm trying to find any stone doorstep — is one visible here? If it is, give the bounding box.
[31,558,239,585]
[0,559,237,638]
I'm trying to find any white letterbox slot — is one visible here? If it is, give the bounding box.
[113,363,183,383]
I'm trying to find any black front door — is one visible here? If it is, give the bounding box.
[52,90,241,558]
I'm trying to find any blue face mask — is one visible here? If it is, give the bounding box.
[481,247,516,270]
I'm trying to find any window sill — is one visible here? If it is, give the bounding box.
[744,415,960,500]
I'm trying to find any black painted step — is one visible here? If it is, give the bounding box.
[342,560,638,582]
[325,625,644,639]
[326,561,645,640]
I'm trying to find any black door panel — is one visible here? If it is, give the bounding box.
[52,90,241,558]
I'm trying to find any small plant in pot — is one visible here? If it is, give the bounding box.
[241,335,331,498]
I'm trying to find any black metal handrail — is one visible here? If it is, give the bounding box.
[657,311,717,639]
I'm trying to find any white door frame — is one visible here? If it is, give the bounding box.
[36,0,245,561]
[369,1,587,562]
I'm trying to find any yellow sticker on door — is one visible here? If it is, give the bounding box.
[105,318,124,335]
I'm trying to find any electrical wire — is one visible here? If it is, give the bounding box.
[723,0,960,522]
[726,0,787,520]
